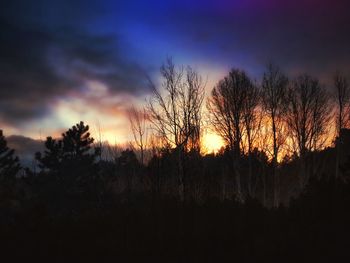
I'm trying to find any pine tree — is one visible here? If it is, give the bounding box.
[36,122,100,174]
[0,130,21,181]
[35,137,63,173]
[61,121,98,163]
[36,122,100,190]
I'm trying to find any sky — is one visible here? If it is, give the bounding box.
[1,0,350,154]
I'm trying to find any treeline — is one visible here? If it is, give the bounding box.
[0,122,350,261]
[1,60,350,208]
[1,61,350,260]
[132,59,349,205]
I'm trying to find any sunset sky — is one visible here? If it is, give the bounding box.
[1,0,350,153]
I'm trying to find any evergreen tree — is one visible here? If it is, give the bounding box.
[0,130,21,181]
[62,121,98,162]
[36,122,100,171]
[36,122,101,189]
[34,122,102,210]
[35,137,63,173]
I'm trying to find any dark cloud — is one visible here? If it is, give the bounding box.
[1,0,350,131]
[0,20,77,122]
[0,16,149,126]
[47,28,149,95]
[6,135,43,167]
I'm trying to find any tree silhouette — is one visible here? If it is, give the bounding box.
[334,72,350,179]
[286,74,331,186]
[242,79,261,197]
[61,121,99,163]
[334,72,350,134]
[207,69,256,199]
[148,58,204,201]
[35,137,63,173]
[35,122,101,198]
[287,75,330,156]
[36,122,100,171]
[261,64,288,207]
[128,106,148,165]
[207,69,251,155]
[0,130,20,181]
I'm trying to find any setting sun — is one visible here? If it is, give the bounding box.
[203,132,224,154]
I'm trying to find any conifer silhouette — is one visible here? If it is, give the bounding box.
[0,130,20,181]
[36,122,100,171]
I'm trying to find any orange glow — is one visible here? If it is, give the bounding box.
[202,132,224,154]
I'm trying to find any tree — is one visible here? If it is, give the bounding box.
[287,75,330,156]
[207,69,251,155]
[36,122,101,188]
[261,64,288,207]
[148,58,204,201]
[116,149,141,197]
[286,74,331,186]
[35,137,63,173]
[0,130,20,181]
[183,67,204,153]
[128,106,148,165]
[32,122,102,213]
[242,81,261,155]
[62,121,98,162]
[333,72,349,179]
[207,69,255,199]
[242,81,261,197]
[334,72,350,134]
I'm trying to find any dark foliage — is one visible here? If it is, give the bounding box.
[0,130,20,181]
[30,122,102,215]
[1,123,350,261]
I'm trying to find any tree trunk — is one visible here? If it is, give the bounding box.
[262,170,266,207]
[335,134,341,180]
[336,111,342,179]
[272,118,279,208]
[248,152,253,197]
[178,147,185,202]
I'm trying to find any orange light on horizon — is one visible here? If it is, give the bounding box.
[202,132,224,154]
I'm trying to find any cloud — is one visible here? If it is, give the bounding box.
[6,135,43,167]
[1,0,350,139]
[0,17,149,127]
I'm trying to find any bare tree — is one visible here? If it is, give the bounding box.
[128,106,148,165]
[242,81,261,155]
[242,81,261,197]
[207,70,253,153]
[286,74,331,186]
[94,121,105,162]
[333,72,349,179]
[334,72,350,134]
[148,58,204,201]
[207,69,254,199]
[181,67,205,153]
[287,75,330,156]
[261,64,288,207]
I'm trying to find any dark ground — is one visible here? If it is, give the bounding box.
[1,177,349,262]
